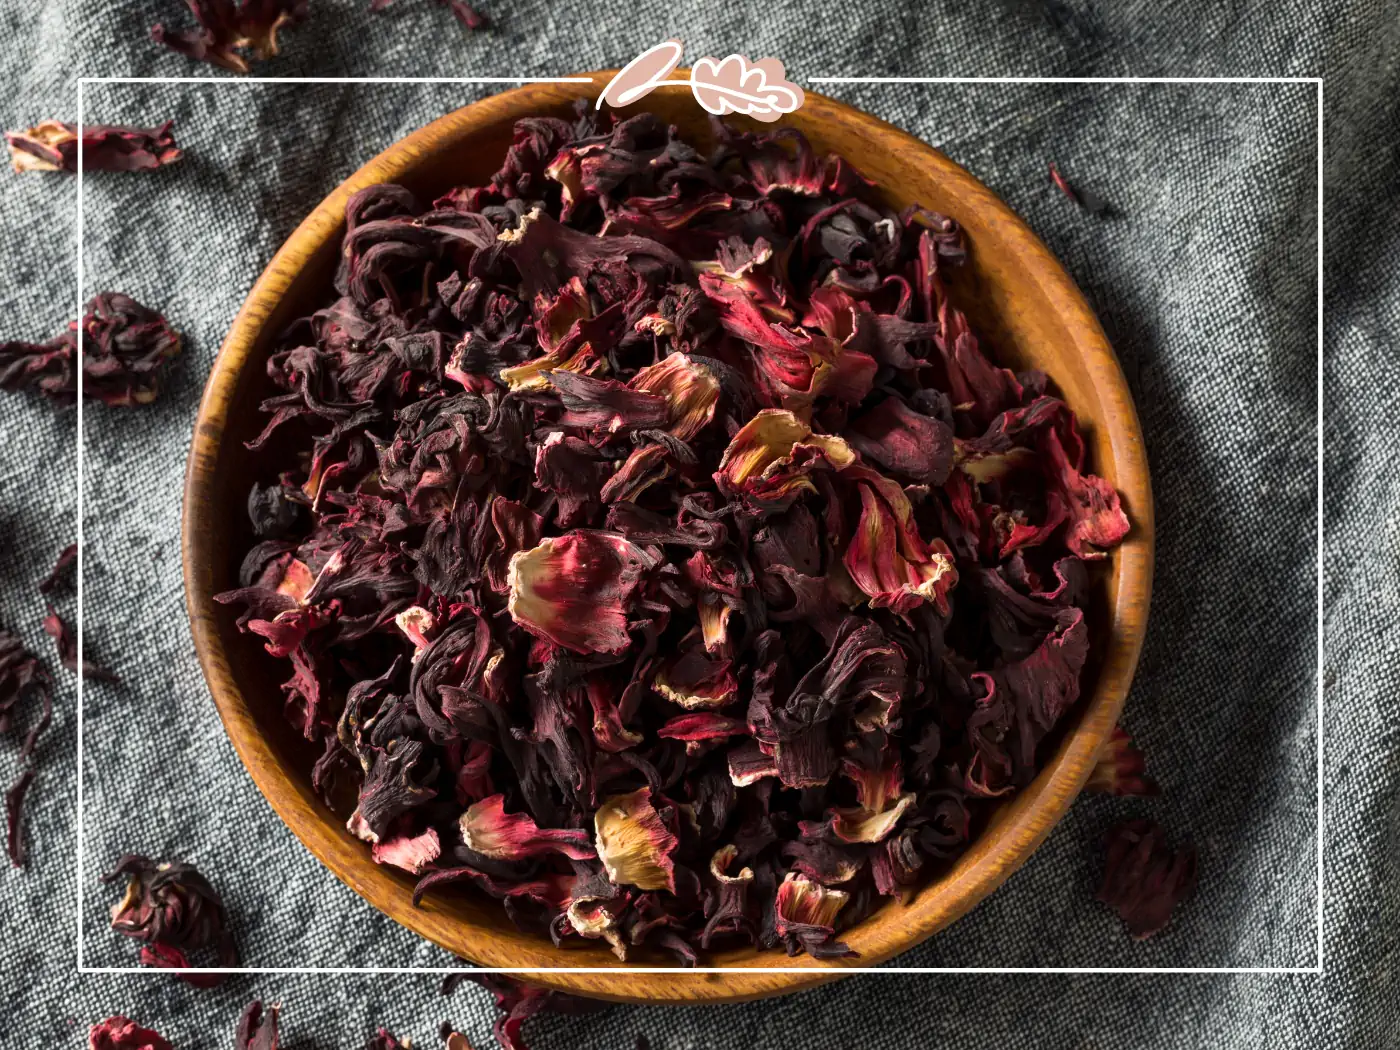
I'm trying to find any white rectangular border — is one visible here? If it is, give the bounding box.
[75,74,1325,977]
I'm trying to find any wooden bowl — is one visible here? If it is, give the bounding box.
[183,74,1152,1003]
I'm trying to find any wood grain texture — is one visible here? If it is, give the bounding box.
[182,74,1153,1004]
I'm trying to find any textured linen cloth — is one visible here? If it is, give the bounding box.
[0,0,1385,1046]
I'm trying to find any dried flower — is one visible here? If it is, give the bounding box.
[152,1,308,74]
[1096,819,1197,939]
[101,854,238,983]
[773,871,854,958]
[628,353,720,440]
[39,543,78,594]
[1,627,51,868]
[365,1030,411,1050]
[5,767,35,869]
[42,606,118,681]
[371,826,441,873]
[1049,162,1111,215]
[1085,725,1159,796]
[507,531,652,654]
[0,293,182,407]
[843,471,958,614]
[714,408,854,512]
[5,120,180,174]
[89,1017,174,1050]
[442,974,603,1050]
[236,1001,280,1050]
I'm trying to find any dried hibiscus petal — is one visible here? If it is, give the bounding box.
[89,1017,174,1050]
[42,606,118,681]
[460,794,595,860]
[236,1001,280,1050]
[0,293,182,407]
[442,974,603,1050]
[593,788,678,891]
[1096,819,1196,939]
[842,472,958,615]
[628,352,720,440]
[773,871,856,958]
[1085,725,1159,796]
[152,1,308,74]
[506,531,653,654]
[714,408,854,513]
[5,120,181,174]
[100,854,238,982]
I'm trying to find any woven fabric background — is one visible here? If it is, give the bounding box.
[0,0,1383,1046]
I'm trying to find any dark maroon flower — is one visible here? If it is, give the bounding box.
[39,543,78,594]
[5,120,181,174]
[236,1001,280,1050]
[5,767,35,869]
[441,974,603,1050]
[1096,819,1196,939]
[846,396,953,485]
[88,1017,174,1050]
[0,293,182,407]
[1085,725,1159,796]
[0,628,51,762]
[100,854,238,983]
[1,627,51,868]
[42,606,118,681]
[152,1,308,74]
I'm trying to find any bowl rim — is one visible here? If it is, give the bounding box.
[182,74,1153,1004]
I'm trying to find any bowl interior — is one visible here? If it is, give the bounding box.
[183,77,1152,1004]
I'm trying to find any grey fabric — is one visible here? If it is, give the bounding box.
[0,0,1385,1046]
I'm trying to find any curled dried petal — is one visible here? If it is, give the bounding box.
[1086,725,1159,797]
[628,353,721,440]
[714,409,854,513]
[843,475,957,615]
[593,788,678,891]
[1097,819,1196,939]
[460,794,596,861]
[6,120,181,174]
[773,871,856,958]
[88,1017,174,1050]
[371,826,441,874]
[507,531,651,655]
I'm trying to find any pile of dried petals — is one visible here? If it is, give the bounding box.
[219,107,1130,961]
